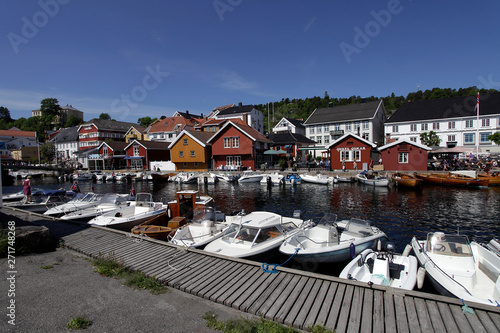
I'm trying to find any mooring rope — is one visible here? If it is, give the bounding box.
[262,248,300,273]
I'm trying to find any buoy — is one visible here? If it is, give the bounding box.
[417,267,426,289]
[402,244,412,257]
[350,242,356,259]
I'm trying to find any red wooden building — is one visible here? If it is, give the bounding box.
[378,138,431,171]
[207,121,272,170]
[124,140,170,170]
[326,133,377,171]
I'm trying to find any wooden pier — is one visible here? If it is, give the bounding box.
[4,207,500,333]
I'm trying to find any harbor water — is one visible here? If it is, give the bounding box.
[3,175,500,275]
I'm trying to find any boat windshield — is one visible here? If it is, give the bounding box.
[344,218,373,236]
[222,225,282,245]
[192,207,216,225]
[316,213,338,227]
[426,233,473,257]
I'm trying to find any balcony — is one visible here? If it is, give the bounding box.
[330,130,344,136]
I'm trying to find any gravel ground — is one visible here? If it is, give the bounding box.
[0,247,254,333]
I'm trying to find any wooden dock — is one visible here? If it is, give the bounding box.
[4,207,500,333]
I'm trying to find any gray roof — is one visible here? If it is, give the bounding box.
[386,93,500,123]
[51,126,79,143]
[80,118,138,132]
[304,100,382,125]
[217,104,255,116]
[284,117,305,128]
[268,132,315,145]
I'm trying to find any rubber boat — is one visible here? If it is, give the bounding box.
[279,213,388,263]
[356,171,390,187]
[340,243,418,290]
[204,210,313,259]
[411,232,500,306]
[300,173,330,185]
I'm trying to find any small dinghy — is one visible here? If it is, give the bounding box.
[340,243,418,290]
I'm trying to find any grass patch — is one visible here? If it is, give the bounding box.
[92,252,167,294]
[66,316,92,330]
[202,312,334,333]
[41,265,54,269]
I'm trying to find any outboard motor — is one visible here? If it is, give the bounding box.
[385,242,396,254]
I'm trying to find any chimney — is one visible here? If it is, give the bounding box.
[238,102,242,107]
[186,110,189,114]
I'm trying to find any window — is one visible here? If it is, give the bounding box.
[410,137,417,142]
[324,136,329,144]
[398,152,409,163]
[464,133,475,144]
[362,121,369,130]
[316,125,322,134]
[465,120,474,128]
[232,137,239,148]
[448,135,456,142]
[353,150,361,161]
[316,136,322,144]
[345,122,352,131]
[392,125,398,133]
[103,147,108,157]
[212,126,217,132]
[480,132,491,143]
[334,123,340,131]
[133,146,140,156]
[421,123,428,131]
[183,138,188,145]
[410,124,417,132]
[190,150,195,157]
[362,133,369,140]
[482,118,490,127]
[448,121,455,129]
[433,122,439,130]
[324,124,329,132]
[340,151,350,161]
[224,137,231,148]
[179,151,184,157]
[354,122,360,131]
[194,162,199,167]
[310,127,315,134]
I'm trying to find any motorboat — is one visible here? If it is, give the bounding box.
[198,174,217,185]
[88,193,167,231]
[414,172,489,188]
[60,193,132,221]
[332,175,356,183]
[114,173,130,182]
[356,172,390,187]
[175,172,198,184]
[2,188,43,202]
[279,213,388,263]
[204,210,313,259]
[44,192,103,217]
[214,173,239,182]
[391,172,423,188]
[485,239,500,257]
[168,207,229,247]
[237,170,263,183]
[4,189,77,213]
[132,190,221,241]
[339,243,418,290]
[260,172,284,186]
[282,173,301,185]
[411,232,500,306]
[300,173,330,185]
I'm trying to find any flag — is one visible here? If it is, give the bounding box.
[475,92,480,114]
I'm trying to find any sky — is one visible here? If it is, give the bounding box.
[1,0,500,124]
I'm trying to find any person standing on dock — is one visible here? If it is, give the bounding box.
[23,175,32,202]
[72,181,80,193]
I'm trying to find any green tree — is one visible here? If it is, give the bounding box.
[99,113,111,120]
[40,98,61,117]
[420,131,441,147]
[65,115,83,127]
[40,143,55,162]
[137,116,157,127]
[0,106,12,122]
[487,132,500,145]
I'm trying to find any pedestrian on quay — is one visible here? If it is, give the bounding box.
[23,175,32,202]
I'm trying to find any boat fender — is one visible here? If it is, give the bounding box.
[417,267,426,289]
[377,239,382,251]
[402,244,412,257]
[350,242,356,259]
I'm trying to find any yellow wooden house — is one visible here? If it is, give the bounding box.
[125,126,147,143]
[168,130,213,171]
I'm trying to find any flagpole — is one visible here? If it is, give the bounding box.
[475,92,480,157]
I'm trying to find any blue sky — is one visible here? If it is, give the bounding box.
[2,0,499,124]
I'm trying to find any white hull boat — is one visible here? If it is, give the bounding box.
[411,232,500,306]
[60,193,132,221]
[169,207,228,248]
[301,174,330,185]
[214,173,239,182]
[204,210,312,259]
[175,172,198,184]
[332,175,356,183]
[2,188,43,202]
[88,193,167,231]
[238,171,263,183]
[4,190,77,213]
[198,174,217,185]
[340,244,418,290]
[356,173,390,187]
[260,172,284,185]
[279,213,388,263]
[44,192,103,217]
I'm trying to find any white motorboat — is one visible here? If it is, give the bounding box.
[339,243,418,290]
[214,173,239,182]
[2,188,43,202]
[356,172,390,187]
[411,232,500,306]
[282,173,301,185]
[332,175,356,183]
[301,173,330,185]
[204,210,312,259]
[114,173,129,182]
[60,193,132,221]
[238,170,263,183]
[44,192,103,217]
[88,193,167,231]
[485,239,500,257]
[198,174,217,185]
[260,172,284,186]
[169,207,229,248]
[4,190,77,213]
[173,172,197,184]
[279,213,388,263]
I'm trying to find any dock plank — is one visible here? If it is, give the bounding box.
[264,274,302,321]
[230,270,274,311]
[372,290,384,333]
[449,304,474,333]
[413,298,433,333]
[475,310,500,333]
[403,296,421,333]
[292,278,324,329]
[346,286,363,333]
[436,302,460,332]
[384,292,397,333]
[393,294,410,333]
[247,271,290,315]
[255,273,294,318]
[210,265,259,303]
[302,279,332,329]
[360,287,373,333]
[284,276,317,327]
